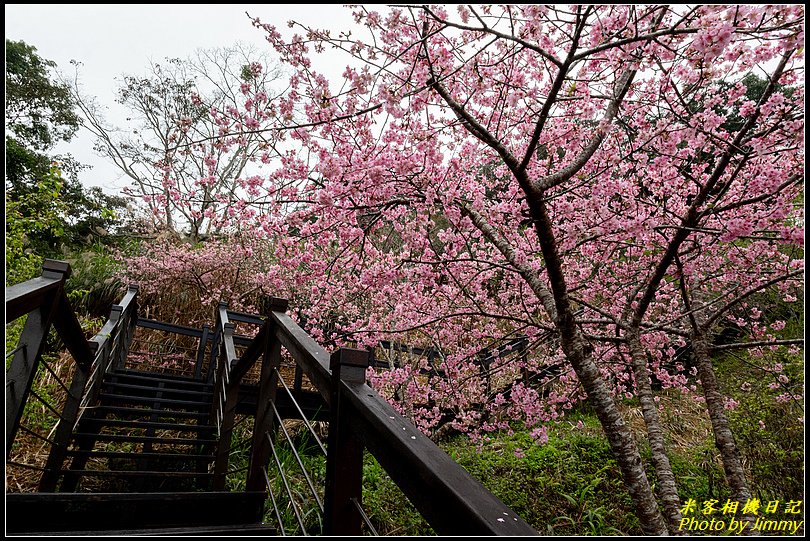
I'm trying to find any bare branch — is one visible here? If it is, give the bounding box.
[710,339,804,352]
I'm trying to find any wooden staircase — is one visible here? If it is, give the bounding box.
[7,260,538,536]
[61,369,217,493]
[6,368,275,535]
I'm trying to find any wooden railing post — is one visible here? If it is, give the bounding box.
[107,305,125,371]
[246,299,289,492]
[121,284,139,360]
[5,260,69,455]
[195,324,210,380]
[207,311,224,384]
[245,324,280,492]
[324,348,369,535]
[213,315,238,490]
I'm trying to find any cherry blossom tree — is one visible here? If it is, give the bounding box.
[70,44,285,241]
[126,5,803,534]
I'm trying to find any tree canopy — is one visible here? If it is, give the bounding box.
[5,39,80,151]
[5,39,126,281]
[21,6,802,535]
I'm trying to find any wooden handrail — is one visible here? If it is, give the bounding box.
[269,311,332,404]
[211,301,242,489]
[5,276,63,323]
[116,285,139,316]
[258,304,538,535]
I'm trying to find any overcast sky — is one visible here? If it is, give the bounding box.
[5,4,358,193]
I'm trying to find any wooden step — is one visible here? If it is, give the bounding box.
[88,405,210,420]
[59,469,213,479]
[98,393,211,409]
[62,470,214,481]
[21,523,277,536]
[6,491,266,533]
[81,418,212,433]
[113,369,211,386]
[103,381,213,398]
[72,433,216,446]
[65,450,215,461]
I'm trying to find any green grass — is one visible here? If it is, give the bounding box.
[443,419,640,535]
[232,388,802,536]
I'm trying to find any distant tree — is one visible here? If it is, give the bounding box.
[5,164,67,285]
[4,39,126,252]
[70,44,285,242]
[5,39,80,151]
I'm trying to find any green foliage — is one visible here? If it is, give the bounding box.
[707,287,805,500]
[443,420,641,535]
[231,400,802,536]
[5,134,52,194]
[668,442,730,505]
[362,453,433,535]
[717,348,804,501]
[65,247,128,317]
[720,73,795,134]
[5,164,67,286]
[5,39,80,150]
[5,38,128,257]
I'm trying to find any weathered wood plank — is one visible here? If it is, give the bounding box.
[270,311,332,404]
[228,321,268,385]
[5,276,63,323]
[341,380,538,535]
[6,491,266,533]
[136,317,205,338]
[51,292,95,369]
[22,524,277,536]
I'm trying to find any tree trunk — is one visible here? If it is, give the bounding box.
[556,321,667,534]
[528,200,669,535]
[626,330,683,532]
[691,337,754,504]
[460,173,669,534]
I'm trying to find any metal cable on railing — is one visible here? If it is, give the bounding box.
[7,460,47,472]
[38,357,81,402]
[26,390,71,424]
[351,497,379,536]
[269,401,324,513]
[267,432,308,534]
[16,424,57,447]
[276,369,327,456]
[212,338,227,435]
[263,469,287,537]
[263,358,387,536]
[6,344,27,360]
[226,464,250,477]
